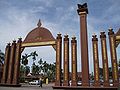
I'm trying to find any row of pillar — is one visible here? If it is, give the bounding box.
[55,34,77,86]
[92,29,119,87]
[55,29,119,87]
[0,38,22,85]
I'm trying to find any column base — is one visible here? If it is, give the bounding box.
[93,82,100,86]
[103,82,110,87]
[71,80,77,86]
[113,82,119,87]
[82,82,90,86]
[55,80,61,86]
[63,81,69,86]
[1,79,6,84]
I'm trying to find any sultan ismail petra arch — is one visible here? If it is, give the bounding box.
[0,3,120,90]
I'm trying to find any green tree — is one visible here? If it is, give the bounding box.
[38,58,43,73]
[38,58,56,82]
[21,54,31,66]
[31,51,38,64]
[42,61,49,75]
[31,62,39,75]
[21,53,31,76]
[19,65,30,82]
[0,50,5,64]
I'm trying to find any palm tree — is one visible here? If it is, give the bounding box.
[31,51,38,64]
[21,53,31,76]
[42,61,49,75]
[31,62,39,75]
[38,58,43,73]
[21,54,31,66]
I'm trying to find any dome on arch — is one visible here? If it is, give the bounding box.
[23,20,55,43]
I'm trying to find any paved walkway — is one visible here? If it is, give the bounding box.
[0,83,54,90]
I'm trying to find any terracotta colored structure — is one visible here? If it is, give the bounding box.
[108,28,119,87]
[77,3,90,86]
[12,38,22,84]
[0,20,56,86]
[92,35,100,86]
[1,43,11,84]
[63,35,69,86]
[71,36,77,86]
[55,33,62,86]
[100,32,109,87]
[0,3,119,90]
[7,40,16,84]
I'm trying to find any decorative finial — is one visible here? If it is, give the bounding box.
[93,33,95,36]
[72,35,76,40]
[58,32,61,34]
[92,33,97,38]
[72,35,75,38]
[37,19,42,27]
[77,3,88,14]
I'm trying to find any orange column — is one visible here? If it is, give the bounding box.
[55,33,62,86]
[92,35,100,86]
[1,43,11,84]
[71,36,77,86]
[63,35,69,86]
[108,29,119,87]
[7,40,16,84]
[77,3,89,86]
[100,32,109,87]
[12,38,22,85]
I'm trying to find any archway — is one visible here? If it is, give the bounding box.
[0,20,57,86]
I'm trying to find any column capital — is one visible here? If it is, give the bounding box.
[7,43,11,47]
[100,32,106,38]
[57,33,62,39]
[108,28,114,35]
[92,34,98,41]
[64,35,69,41]
[71,36,77,43]
[77,3,88,15]
[17,38,22,43]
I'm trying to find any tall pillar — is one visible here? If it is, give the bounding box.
[63,35,69,86]
[108,28,119,87]
[1,43,11,84]
[12,38,22,85]
[7,40,16,84]
[92,35,100,86]
[100,32,109,87]
[71,36,77,86]
[55,33,62,86]
[77,3,89,86]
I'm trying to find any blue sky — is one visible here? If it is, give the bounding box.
[0,0,120,72]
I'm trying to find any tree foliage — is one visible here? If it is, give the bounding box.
[0,50,5,64]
